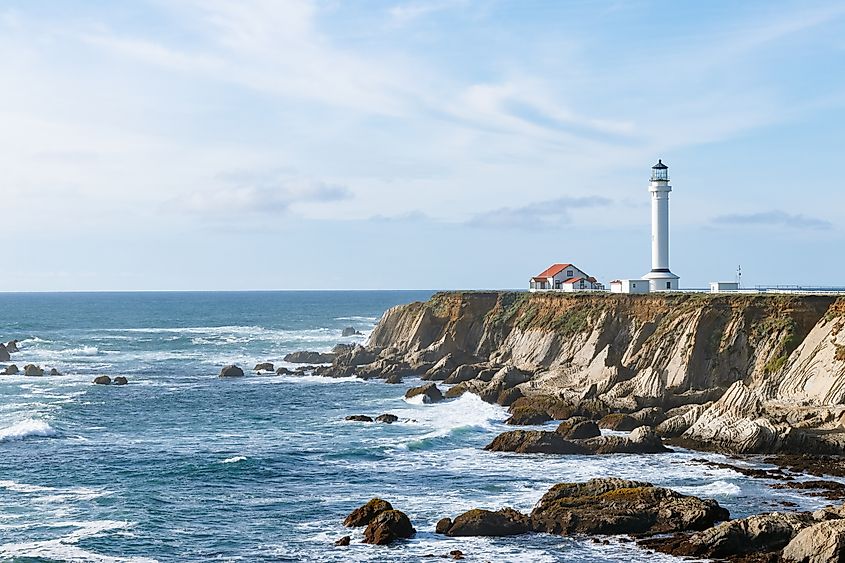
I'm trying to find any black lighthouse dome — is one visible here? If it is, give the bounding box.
[651,159,668,181]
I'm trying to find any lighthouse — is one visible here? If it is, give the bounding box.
[642,159,680,291]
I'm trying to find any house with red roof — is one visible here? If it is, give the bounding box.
[529,263,603,292]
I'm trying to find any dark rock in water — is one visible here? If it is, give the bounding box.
[219,365,245,377]
[505,396,573,426]
[485,430,590,454]
[405,382,444,403]
[448,550,465,560]
[385,373,403,384]
[598,413,640,431]
[6,340,19,353]
[0,344,9,362]
[284,351,335,364]
[253,362,274,372]
[363,509,415,545]
[530,477,729,536]
[334,535,351,546]
[445,383,469,399]
[3,364,18,375]
[24,364,44,377]
[113,376,128,385]
[93,375,112,385]
[341,327,362,337]
[444,508,529,537]
[49,368,61,376]
[375,414,398,424]
[556,419,601,440]
[436,517,453,534]
[344,498,393,527]
[346,415,374,422]
[275,367,292,375]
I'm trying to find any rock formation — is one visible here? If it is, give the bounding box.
[113,376,128,385]
[3,364,18,375]
[439,508,529,537]
[284,351,335,364]
[342,327,362,337]
[485,426,669,455]
[404,382,443,403]
[0,344,10,362]
[93,375,111,385]
[343,498,414,545]
[253,362,274,372]
[316,291,845,454]
[24,364,44,377]
[219,365,244,377]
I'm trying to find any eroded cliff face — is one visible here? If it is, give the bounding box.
[339,292,845,453]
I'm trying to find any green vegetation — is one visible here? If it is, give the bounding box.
[764,355,788,375]
[835,344,845,362]
[486,292,529,328]
[552,307,592,336]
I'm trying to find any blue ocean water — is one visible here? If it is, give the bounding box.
[0,291,831,562]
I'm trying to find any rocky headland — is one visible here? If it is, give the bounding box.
[311,291,845,456]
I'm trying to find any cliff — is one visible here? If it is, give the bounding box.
[326,291,845,454]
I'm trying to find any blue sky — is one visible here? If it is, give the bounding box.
[2,0,844,290]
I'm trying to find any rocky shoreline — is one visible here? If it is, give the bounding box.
[275,291,845,560]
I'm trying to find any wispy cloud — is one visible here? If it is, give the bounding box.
[712,210,832,230]
[174,176,351,215]
[467,196,612,230]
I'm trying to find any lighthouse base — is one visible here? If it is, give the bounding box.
[642,270,680,291]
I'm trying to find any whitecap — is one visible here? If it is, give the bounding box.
[675,480,743,497]
[0,418,57,443]
[221,455,247,464]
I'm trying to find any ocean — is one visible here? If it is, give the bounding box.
[0,291,830,562]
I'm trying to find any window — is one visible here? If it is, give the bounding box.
[666,281,671,289]
[579,279,585,289]
[567,270,573,277]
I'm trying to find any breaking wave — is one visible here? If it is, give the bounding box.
[0,419,58,443]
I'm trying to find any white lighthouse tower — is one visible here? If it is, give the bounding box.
[642,159,679,291]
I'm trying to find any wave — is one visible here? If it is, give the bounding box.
[396,393,506,448]
[0,419,58,443]
[334,316,378,322]
[675,480,743,497]
[220,455,247,464]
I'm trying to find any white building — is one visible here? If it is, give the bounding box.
[642,159,680,291]
[529,263,602,291]
[710,281,739,292]
[610,279,650,294]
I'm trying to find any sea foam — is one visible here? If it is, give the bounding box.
[0,419,57,443]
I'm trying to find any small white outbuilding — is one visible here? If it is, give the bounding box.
[709,281,739,293]
[610,279,650,294]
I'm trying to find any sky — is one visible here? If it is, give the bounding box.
[2,0,844,291]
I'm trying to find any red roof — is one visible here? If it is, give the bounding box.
[535,263,573,278]
[563,277,584,284]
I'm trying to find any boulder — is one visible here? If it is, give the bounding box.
[219,365,245,377]
[405,382,444,403]
[341,327,362,337]
[385,374,403,384]
[782,518,845,563]
[275,367,292,375]
[113,376,128,385]
[24,364,44,377]
[484,430,590,455]
[284,351,335,364]
[363,509,415,545]
[49,368,61,376]
[6,340,19,352]
[346,415,373,422]
[334,535,351,546]
[445,383,469,399]
[375,414,398,424]
[3,364,18,375]
[344,498,393,527]
[0,344,9,362]
[505,396,573,425]
[93,375,112,385]
[253,362,274,372]
[556,419,601,440]
[598,413,640,431]
[443,508,529,537]
[530,478,729,536]
[436,518,453,534]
